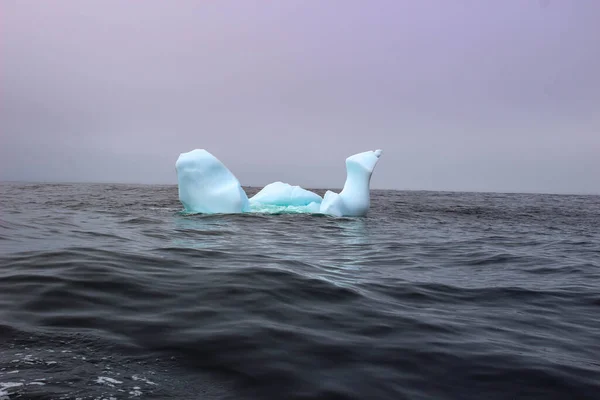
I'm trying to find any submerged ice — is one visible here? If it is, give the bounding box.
[175,149,382,217]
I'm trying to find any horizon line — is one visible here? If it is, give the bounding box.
[1,179,598,197]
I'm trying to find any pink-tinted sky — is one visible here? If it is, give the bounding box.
[1,0,599,193]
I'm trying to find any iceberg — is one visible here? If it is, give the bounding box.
[175,149,250,214]
[175,148,382,217]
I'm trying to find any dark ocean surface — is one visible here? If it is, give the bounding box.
[1,182,599,400]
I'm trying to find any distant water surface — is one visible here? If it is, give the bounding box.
[1,182,599,400]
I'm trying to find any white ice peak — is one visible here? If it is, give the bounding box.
[175,149,250,214]
[320,149,383,217]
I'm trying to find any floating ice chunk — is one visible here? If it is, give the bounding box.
[319,149,382,217]
[175,149,250,214]
[174,148,382,217]
[249,182,322,207]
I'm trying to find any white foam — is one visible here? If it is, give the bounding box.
[95,376,123,387]
[132,374,157,385]
[0,382,23,399]
[0,383,23,389]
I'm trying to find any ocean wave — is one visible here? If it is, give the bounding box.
[1,183,599,399]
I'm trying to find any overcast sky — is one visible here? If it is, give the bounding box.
[1,0,599,193]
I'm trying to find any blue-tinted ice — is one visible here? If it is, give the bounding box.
[175,149,382,217]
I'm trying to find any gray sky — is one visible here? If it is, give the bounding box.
[2,0,599,194]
